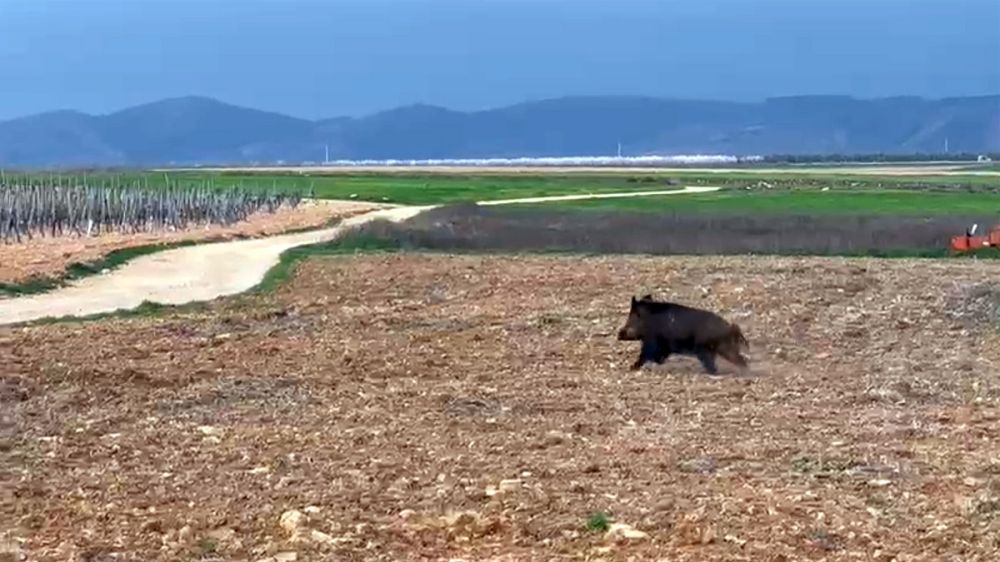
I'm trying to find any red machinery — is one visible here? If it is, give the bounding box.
[951,223,1000,252]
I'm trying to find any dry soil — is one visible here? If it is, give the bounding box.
[3,254,1000,561]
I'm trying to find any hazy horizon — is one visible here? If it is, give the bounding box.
[2,0,998,121]
[10,91,1000,124]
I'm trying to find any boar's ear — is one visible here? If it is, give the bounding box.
[630,295,637,307]
[640,294,653,301]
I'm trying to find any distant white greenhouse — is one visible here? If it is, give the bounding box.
[319,155,763,167]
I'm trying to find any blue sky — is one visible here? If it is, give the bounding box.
[1,0,998,120]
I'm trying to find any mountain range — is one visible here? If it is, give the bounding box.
[1,95,998,167]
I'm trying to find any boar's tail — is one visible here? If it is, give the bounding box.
[730,323,749,350]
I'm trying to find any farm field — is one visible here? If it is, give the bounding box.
[331,206,997,259]
[3,166,1000,314]
[4,166,1000,561]
[13,164,1000,206]
[4,253,1000,561]
[6,173,694,205]
[514,189,1000,215]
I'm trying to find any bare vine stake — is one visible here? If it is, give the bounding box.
[0,179,305,243]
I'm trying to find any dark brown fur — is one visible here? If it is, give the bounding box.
[617,294,750,374]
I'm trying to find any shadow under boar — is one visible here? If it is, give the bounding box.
[617,294,750,374]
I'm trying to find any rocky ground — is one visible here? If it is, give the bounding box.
[3,254,1000,561]
[0,199,379,285]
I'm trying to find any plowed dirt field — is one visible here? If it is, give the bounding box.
[4,254,1000,561]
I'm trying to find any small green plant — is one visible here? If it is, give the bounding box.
[586,511,611,532]
[194,537,218,556]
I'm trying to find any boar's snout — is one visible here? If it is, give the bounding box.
[618,299,643,340]
[617,325,640,341]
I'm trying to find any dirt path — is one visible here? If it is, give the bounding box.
[0,187,716,325]
[475,186,719,205]
[0,199,380,284]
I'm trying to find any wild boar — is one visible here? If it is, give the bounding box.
[617,294,750,374]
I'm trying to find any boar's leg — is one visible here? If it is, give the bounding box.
[654,343,672,364]
[695,349,719,375]
[629,353,647,371]
[648,337,673,364]
[630,338,664,371]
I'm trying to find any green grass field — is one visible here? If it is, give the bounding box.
[8,167,1000,205]
[190,169,1000,195]
[620,170,1000,187]
[515,189,1000,215]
